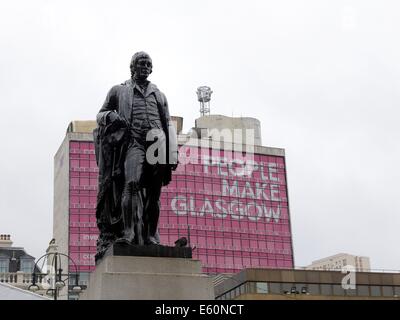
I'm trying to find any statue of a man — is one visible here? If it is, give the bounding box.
[94,52,177,259]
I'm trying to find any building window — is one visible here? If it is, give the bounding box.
[308,284,320,295]
[234,286,241,297]
[20,259,34,273]
[247,282,256,293]
[370,286,381,297]
[240,284,246,295]
[382,286,394,297]
[333,285,345,296]
[269,282,281,294]
[68,272,89,286]
[256,282,268,294]
[357,285,369,296]
[294,283,306,293]
[320,284,332,296]
[0,259,9,273]
[345,288,357,296]
[282,283,294,294]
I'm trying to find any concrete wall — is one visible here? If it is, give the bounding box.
[53,136,70,263]
[171,116,183,134]
[53,136,70,300]
[195,115,262,146]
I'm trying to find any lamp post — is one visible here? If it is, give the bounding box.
[28,252,82,300]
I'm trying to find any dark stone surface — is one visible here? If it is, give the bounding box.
[98,243,192,264]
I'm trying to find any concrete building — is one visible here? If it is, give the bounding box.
[306,253,371,272]
[53,114,294,298]
[214,268,400,300]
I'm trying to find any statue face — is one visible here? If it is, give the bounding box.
[132,57,152,81]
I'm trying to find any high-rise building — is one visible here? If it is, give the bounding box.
[53,114,295,297]
[306,253,371,272]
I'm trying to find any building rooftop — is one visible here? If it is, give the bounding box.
[0,235,39,273]
[64,118,284,157]
[310,253,370,265]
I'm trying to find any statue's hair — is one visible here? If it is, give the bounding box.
[130,51,152,68]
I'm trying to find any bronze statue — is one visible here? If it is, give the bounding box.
[94,52,178,260]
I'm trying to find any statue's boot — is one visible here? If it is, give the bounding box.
[132,188,144,245]
[145,235,160,245]
[143,188,161,245]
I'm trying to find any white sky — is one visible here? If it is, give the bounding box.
[0,0,399,270]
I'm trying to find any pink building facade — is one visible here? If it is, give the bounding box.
[66,140,294,274]
[68,141,98,272]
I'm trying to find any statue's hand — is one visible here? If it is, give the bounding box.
[107,112,125,126]
[171,159,179,171]
[169,151,179,171]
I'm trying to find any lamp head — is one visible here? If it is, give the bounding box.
[55,280,65,289]
[29,284,39,292]
[71,285,82,294]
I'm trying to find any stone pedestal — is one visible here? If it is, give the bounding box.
[80,255,214,300]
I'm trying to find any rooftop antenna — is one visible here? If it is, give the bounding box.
[196,86,213,116]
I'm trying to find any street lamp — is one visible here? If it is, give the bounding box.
[28,252,82,300]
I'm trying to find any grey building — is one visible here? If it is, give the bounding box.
[215,268,400,300]
[0,234,40,290]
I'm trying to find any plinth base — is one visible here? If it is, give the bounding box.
[99,243,192,263]
[80,255,214,300]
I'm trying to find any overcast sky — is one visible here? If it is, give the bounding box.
[1,0,399,270]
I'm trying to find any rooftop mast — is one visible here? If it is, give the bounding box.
[196,86,213,116]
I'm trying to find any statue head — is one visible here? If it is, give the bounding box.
[130,51,153,81]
